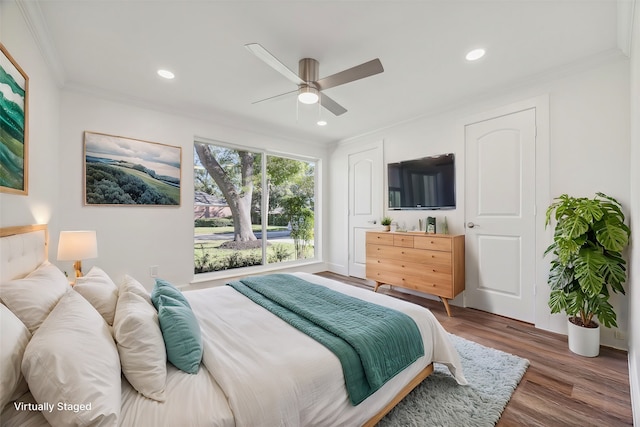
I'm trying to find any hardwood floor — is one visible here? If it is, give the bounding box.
[316,272,634,427]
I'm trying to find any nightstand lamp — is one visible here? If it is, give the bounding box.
[57,231,98,278]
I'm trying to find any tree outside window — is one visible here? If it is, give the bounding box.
[194,142,316,273]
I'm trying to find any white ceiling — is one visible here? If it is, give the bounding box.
[24,1,623,145]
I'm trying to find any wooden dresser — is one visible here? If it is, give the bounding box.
[366,231,465,316]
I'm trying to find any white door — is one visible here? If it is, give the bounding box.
[348,144,383,278]
[464,108,536,323]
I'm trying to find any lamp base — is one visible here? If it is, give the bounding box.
[73,260,83,278]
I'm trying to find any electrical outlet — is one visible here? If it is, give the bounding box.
[614,330,625,340]
[150,265,159,278]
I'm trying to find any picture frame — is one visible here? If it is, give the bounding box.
[0,43,29,195]
[426,216,436,234]
[84,131,181,206]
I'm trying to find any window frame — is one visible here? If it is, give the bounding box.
[192,137,321,282]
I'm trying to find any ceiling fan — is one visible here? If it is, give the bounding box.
[245,43,384,116]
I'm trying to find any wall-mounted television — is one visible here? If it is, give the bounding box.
[388,153,456,210]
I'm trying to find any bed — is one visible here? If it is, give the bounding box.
[0,224,466,427]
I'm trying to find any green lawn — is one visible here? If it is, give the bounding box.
[194,225,288,235]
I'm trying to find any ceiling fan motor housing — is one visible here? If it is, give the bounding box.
[299,58,319,85]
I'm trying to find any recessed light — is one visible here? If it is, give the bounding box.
[465,48,486,61]
[317,120,327,126]
[157,69,175,79]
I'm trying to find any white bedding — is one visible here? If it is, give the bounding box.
[1,269,465,427]
[186,272,466,427]
[2,365,234,427]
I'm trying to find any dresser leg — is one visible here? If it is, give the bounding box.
[374,281,382,292]
[440,297,452,317]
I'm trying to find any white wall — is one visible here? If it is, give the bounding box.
[58,91,330,289]
[329,57,631,350]
[0,1,60,231]
[627,0,639,423]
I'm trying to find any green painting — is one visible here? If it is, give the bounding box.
[84,132,181,206]
[0,43,28,195]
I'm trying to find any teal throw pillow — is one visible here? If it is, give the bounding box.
[156,294,203,374]
[151,278,190,310]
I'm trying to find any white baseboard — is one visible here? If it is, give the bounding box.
[630,349,639,426]
[326,263,348,276]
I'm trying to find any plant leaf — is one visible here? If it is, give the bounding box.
[601,253,627,294]
[547,260,574,291]
[548,290,569,314]
[575,199,603,223]
[560,214,589,239]
[593,295,618,328]
[574,247,606,297]
[594,217,629,252]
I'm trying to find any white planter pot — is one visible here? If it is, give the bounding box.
[567,318,600,357]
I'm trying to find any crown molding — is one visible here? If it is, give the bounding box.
[16,0,66,86]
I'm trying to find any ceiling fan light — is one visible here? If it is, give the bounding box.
[465,48,486,61]
[157,69,175,79]
[298,87,319,104]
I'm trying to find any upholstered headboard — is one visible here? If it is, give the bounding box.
[0,224,48,282]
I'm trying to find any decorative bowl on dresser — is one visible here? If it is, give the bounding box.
[365,231,465,316]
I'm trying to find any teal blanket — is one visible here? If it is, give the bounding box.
[227,274,424,405]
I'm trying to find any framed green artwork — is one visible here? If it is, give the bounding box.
[0,43,29,195]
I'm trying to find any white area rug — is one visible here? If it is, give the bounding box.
[379,334,530,427]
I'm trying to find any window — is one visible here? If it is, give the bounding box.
[194,141,316,274]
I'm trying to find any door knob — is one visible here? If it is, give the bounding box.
[367,220,377,224]
[467,222,476,228]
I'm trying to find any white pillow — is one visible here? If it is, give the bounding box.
[0,261,70,333]
[22,290,121,426]
[0,304,31,409]
[74,267,118,325]
[114,291,167,401]
[119,275,152,305]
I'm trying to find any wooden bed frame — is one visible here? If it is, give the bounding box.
[0,224,433,427]
[363,363,434,426]
[0,223,48,239]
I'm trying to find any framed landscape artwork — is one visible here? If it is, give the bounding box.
[0,43,29,195]
[84,131,181,206]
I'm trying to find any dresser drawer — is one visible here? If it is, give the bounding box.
[414,236,452,252]
[366,232,394,246]
[366,267,453,298]
[393,235,414,248]
[367,257,452,285]
[367,244,452,267]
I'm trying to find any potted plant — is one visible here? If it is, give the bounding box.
[381,216,393,232]
[544,192,630,357]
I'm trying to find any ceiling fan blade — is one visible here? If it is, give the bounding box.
[320,92,347,116]
[245,43,304,86]
[315,58,384,91]
[251,88,299,104]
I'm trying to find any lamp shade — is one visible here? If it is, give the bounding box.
[57,231,98,261]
